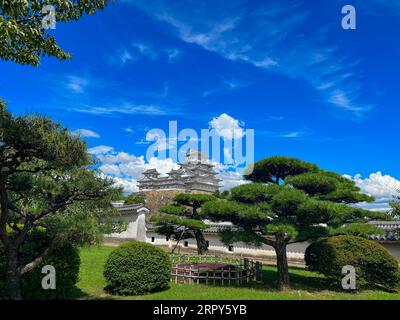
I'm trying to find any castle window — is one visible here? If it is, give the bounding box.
[206,241,210,248]
[184,241,189,247]
[166,236,170,242]
[228,245,234,252]
[151,237,155,243]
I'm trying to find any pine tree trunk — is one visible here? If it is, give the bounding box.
[274,233,290,291]
[193,229,208,255]
[7,249,23,300]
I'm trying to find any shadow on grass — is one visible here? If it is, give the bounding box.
[260,267,335,292]
[67,286,117,300]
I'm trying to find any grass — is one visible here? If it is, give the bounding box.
[76,246,400,300]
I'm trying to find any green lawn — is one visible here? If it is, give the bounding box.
[76,246,400,300]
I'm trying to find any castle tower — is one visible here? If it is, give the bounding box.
[138,150,221,213]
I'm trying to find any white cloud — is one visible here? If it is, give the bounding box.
[74,102,177,116]
[132,42,158,60]
[112,177,140,194]
[128,0,372,116]
[209,113,245,140]
[345,172,400,201]
[109,48,136,66]
[165,48,182,63]
[110,43,182,66]
[277,131,302,139]
[72,129,100,138]
[100,164,121,175]
[91,138,249,193]
[344,172,400,212]
[218,170,248,191]
[88,145,114,155]
[67,75,88,93]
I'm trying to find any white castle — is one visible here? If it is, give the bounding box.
[138,149,221,194]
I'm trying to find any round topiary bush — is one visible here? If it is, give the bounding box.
[305,235,400,290]
[103,242,171,296]
[0,230,80,300]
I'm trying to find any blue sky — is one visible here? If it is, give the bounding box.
[1,0,399,206]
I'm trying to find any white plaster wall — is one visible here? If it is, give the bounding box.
[108,212,142,240]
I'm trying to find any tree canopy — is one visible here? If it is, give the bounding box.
[0,0,112,66]
[151,194,215,255]
[203,156,388,290]
[0,105,119,299]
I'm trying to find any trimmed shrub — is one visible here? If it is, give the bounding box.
[0,230,80,299]
[104,242,171,296]
[305,235,400,290]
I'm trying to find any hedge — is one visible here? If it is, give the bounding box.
[305,235,400,290]
[104,242,171,296]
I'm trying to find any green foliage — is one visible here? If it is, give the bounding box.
[0,0,112,66]
[151,193,216,254]
[245,156,319,184]
[202,200,272,227]
[0,107,119,237]
[230,183,281,204]
[305,235,400,290]
[334,223,384,238]
[297,199,347,226]
[151,215,208,230]
[219,190,230,199]
[159,204,187,215]
[265,221,298,238]
[0,230,80,299]
[123,194,145,205]
[0,104,119,299]
[173,193,216,209]
[286,171,374,204]
[206,156,389,290]
[103,242,171,296]
[270,188,308,217]
[219,230,265,246]
[285,173,338,196]
[389,190,400,218]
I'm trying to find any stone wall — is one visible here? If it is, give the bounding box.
[143,189,185,215]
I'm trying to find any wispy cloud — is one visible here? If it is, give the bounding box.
[109,48,137,66]
[109,41,182,66]
[127,0,373,117]
[257,130,307,139]
[88,145,114,155]
[202,79,246,97]
[165,47,182,63]
[66,75,89,93]
[72,128,100,138]
[74,101,181,116]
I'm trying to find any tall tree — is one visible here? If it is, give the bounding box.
[152,194,216,255]
[0,103,119,299]
[203,156,389,290]
[0,0,112,66]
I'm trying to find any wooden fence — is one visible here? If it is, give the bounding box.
[171,255,263,286]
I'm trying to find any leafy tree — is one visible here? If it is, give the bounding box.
[151,194,216,255]
[123,194,145,205]
[0,105,119,299]
[203,156,389,290]
[0,0,112,66]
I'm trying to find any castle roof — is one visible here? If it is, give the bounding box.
[138,150,220,192]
